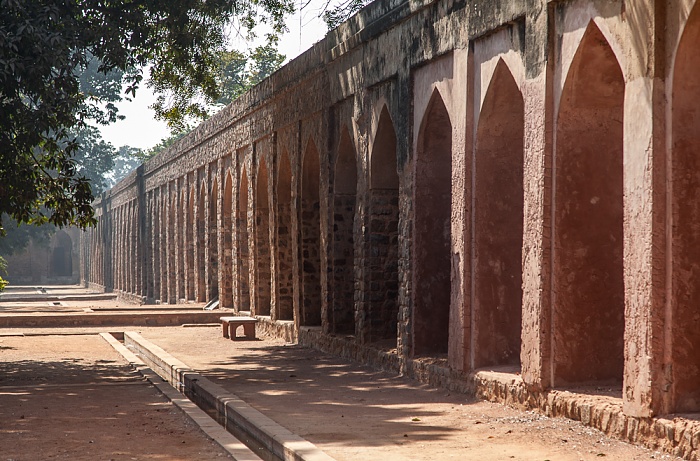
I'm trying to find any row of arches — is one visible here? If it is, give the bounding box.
[82,4,700,416]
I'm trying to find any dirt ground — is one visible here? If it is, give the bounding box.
[0,287,683,461]
[0,334,231,460]
[136,326,680,461]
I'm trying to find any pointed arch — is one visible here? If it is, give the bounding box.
[168,191,177,303]
[472,59,524,369]
[238,166,251,311]
[197,182,207,302]
[301,137,322,326]
[152,191,162,301]
[186,185,196,300]
[370,106,399,190]
[221,171,234,309]
[366,105,400,344]
[256,157,272,316]
[50,230,73,277]
[671,2,700,412]
[208,177,219,300]
[331,125,357,335]
[276,150,294,321]
[176,188,185,301]
[553,21,625,385]
[413,89,453,356]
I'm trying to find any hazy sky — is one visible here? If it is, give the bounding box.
[99,1,331,150]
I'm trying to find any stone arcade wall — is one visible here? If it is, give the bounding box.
[81,0,700,457]
[3,227,80,285]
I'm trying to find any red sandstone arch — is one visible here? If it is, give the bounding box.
[331,125,357,335]
[187,186,195,300]
[413,89,452,356]
[671,3,700,413]
[208,177,219,300]
[473,59,524,369]
[238,167,251,311]
[276,150,294,321]
[553,21,625,386]
[367,105,399,343]
[169,193,177,303]
[256,158,272,316]
[197,183,207,302]
[221,172,234,309]
[177,190,185,301]
[301,137,322,326]
[50,230,73,278]
[159,191,168,301]
[152,193,161,300]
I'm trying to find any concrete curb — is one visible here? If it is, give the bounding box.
[122,331,336,461]
[0,311,225,328]
[100,332,263,461]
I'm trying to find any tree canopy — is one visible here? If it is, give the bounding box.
[0,0,293,231]
[215,43,285,106]
[322,0,370,30]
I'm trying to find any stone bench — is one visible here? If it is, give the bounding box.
[220,316,258,340]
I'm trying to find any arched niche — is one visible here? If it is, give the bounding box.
[553,21,625,386]
[367,105,400,344]
[197,183,207,302]
[238,167,251,311]
[221,171,234,308]
[301,137,322,326]
[50,230,73,278]
[187,185,196,300]
[331,126,357,335]
[671,3,700,413]
[413,89,452,356]
[276,150,294,321]
[256,157,272,316]
[208,176,219,300]
[473,59,524,369]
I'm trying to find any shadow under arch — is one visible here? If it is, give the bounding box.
[331,125,358,335]
[301,137,322,326]
[276,150,294,321]
[472,58,524,370]
[208,176,219,301]
[256,157,272,316]
[238,166,251,311]
[221,171,234,309]
[413,88,452,357]
[671,2,700,413]
[553,20,625,387]
[187,185,196,300]
[366,105,399,345]
[197,182,207,302]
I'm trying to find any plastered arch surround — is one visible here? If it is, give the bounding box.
[668,0,698,86]
[472,25,525,130]
[555,7,627,117]
[412,51,466,154]
[368,96,392,158]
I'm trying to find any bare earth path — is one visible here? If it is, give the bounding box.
[0,334,231,460]
[0,287,682,461]
[137,326,679,461]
